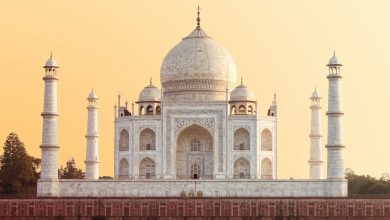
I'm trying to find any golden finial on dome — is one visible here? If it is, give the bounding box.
[196,6,201,29]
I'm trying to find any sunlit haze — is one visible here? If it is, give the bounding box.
[0,1,388,178]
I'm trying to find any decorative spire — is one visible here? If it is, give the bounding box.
[183,6,211,39]
[50,52,53,59]
[240,77,243,85]
[273,92,277,106]
[150,77,152,85]
[114,103,117,118]
[117,92,121,107]
[267,92,277,116]
[196,5,201,29]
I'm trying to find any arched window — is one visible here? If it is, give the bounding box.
[191,162,201,179]
[234,157,250,179]
[234,128,250,150]
[119,158,129,178]
[139,106,144,115]
[190,139,201,151]
[139,157,156,179]
[261,129,272,151]
[231,105,236,115]
[261,158,272,179]
[238,105,246,114]
[146,105,154,115]
[139,128,156,150]
[248,105,253,115]
[119,129,129,151]
[156,106,161,115]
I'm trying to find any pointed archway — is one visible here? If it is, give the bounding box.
[234,157,250,179]
[176,124,213,179]
[139,157,156,179]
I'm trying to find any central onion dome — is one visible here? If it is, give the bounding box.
[160,9,237,102]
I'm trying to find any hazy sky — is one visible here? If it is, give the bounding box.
[0,0,388,178]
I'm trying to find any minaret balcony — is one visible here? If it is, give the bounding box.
[326,112,344,116]
[327,74,342,79]
[41,112,59,117]
[40,145,60,149]
[325,144,346,148]
[43,75,58,80]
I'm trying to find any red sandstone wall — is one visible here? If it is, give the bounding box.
[0,197,389,219]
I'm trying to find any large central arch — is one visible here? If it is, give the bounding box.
[176,124,213,179]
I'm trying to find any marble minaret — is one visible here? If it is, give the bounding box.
[326,52,345,179]
[85,90,100,179]
[308,88,323,179]
[40,54,60,179]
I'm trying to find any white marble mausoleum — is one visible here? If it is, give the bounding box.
[37,9,347,197]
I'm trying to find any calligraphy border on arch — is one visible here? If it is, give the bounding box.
[174,118,215,136]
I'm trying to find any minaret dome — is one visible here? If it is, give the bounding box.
[43,53,59,68]
[88,89,98,101]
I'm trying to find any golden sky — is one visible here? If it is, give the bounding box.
[0,0,389,179]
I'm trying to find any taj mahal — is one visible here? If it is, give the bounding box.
[37,9,347,197]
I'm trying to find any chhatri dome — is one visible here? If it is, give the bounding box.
[138,78,161,102]
[160,7,237,102]
[230,78,255,102]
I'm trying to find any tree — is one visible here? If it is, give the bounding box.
[58,158,84,179]
[380,173,390,182]
[0,133,39,194]
[346,168,390,195]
